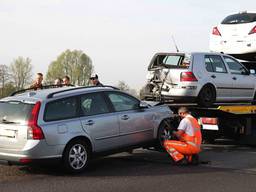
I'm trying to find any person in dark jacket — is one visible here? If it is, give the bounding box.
[90,74,103,86]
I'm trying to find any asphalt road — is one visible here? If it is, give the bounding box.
[1,144,256,192]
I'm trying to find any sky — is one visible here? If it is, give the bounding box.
[0,0,256,90]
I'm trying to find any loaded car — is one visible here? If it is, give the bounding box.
[142,52,256,107]
[0,86,173,173]
[209,11,256,61]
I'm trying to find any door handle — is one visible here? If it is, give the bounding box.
[84,120,94,126]
[211,75,216,79]
[232,77,237,80]
[121,115,129,120]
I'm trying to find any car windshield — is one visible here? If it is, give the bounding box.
[221,13,256,24]
[0,101,34,124]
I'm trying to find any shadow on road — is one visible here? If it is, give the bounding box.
[17,149,225,177]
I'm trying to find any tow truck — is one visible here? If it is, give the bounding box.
[167,104,256,145]
[141,52,256,144]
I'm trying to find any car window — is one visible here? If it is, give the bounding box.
[205,55,227,73]
[0,101,34,124]
[80,93,109,116]
[44,97,78,121]
[221,13,256,24]
[223,56,248,75]
[107,92,139,112]
[204,57,214,72]
[151,54,190,69]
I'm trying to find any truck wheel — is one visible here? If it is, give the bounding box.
[62,140,90,173]
[197,86,216,107]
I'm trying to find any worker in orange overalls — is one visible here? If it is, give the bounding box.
[164,107,202,165]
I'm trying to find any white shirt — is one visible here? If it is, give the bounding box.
[177,114,194,136]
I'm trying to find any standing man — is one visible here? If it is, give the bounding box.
[54,78,63,87]
[90,74,103,86]
[30,73,43,90]
[164,107,202,165]
[62,75,71,86]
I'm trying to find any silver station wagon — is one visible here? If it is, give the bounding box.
[0,86,173,173]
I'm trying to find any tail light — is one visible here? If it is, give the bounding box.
[27,101,44,140]
[212,26,221,36]
[19,158,32,164]
[201,117,218,125]
[180,72,198,82]
[249,26,256,35]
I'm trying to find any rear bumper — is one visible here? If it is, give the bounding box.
[0,140,63,164]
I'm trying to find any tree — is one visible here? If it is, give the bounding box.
[0,64,9,97]
[116,81,129,92]
[0,83,16,98]
[46,50,93,86]
[9,57,33,90]
[116,81,139,98]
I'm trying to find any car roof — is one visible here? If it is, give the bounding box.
[1,86,119,103]
[153,52,225,56]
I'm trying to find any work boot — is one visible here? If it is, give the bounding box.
[175,158,188,166]
[189,154,199,165]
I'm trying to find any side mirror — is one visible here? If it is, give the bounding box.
[250,69,255,74]
[139,101,149,108]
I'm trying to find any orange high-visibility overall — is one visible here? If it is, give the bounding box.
[164,115,202,162]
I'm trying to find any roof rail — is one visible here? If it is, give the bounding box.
[10,84,74,96]
[47,85,120,99]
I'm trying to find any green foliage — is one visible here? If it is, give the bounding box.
[0,83,16,98]
[46,50,93,85]
[9,57,32,90]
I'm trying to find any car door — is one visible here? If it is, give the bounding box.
[204,55,232,101]
[105,91,155,147]
[223,56,255,100]
[79,92,120,152]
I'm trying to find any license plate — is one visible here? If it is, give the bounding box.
[0,129,16,138]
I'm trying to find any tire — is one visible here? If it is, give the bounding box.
[197,85,216,107]
[155,119,175,152]
[62,139,90,174]
[252,92,256,105]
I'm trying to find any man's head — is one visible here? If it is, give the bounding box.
[62,76,70,85]
[178,107,190,118]
[54,78,62,85]
[35,73,43,85]
[90,74,99,86]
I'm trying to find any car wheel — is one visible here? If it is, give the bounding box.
[62,140,90,173]
[252,92,256,105]
[155,119,175,151]
[197,85,216,107]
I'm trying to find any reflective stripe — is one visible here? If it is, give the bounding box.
[186,141,200,148]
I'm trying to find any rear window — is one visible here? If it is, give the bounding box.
[149,54,191,69]
[0,101,34,124]
[221,13,256,24]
